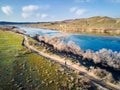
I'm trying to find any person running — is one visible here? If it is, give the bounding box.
[65,61,67,66]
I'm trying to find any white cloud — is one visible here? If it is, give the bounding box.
[70,7,87,16]
[22,5,50,13]
[36,13,48,19]
[22,13,32,18]
[22,5,39,12]
[75,9,87,15]
[40,14,48,19]
[1,6,12,15]
[22,5,50,19]
[70,7,78,12]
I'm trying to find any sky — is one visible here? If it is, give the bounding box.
[0,0,120,22]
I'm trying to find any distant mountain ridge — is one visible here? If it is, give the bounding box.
[0,21,40,25]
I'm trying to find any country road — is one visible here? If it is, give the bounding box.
[23,36,120,90]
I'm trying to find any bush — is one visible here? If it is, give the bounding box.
[34,35,120,70]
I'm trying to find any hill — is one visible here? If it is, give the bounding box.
[26,16,120,36]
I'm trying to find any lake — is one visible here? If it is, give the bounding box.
[19,26,120,52]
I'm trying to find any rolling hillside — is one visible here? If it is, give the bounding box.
[26,16,120,35]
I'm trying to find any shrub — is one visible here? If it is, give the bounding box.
[34,35,120,70]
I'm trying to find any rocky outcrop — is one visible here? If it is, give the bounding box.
[0,26,16,30]
[0,26,27,35]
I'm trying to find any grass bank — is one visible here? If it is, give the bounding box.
[0,30,94,90]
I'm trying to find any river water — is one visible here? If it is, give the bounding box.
[19,26,120,52]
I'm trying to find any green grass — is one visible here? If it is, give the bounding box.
[0,30,91,90]
[0,30,24,89]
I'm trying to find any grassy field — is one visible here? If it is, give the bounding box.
[0,30,93,90]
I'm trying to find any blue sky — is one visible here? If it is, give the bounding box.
[0,0,120,22]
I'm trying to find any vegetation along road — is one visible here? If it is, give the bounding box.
[23,36,120,90]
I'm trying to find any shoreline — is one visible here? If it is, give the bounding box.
[22,35,120,90]
[24,25,120,36]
